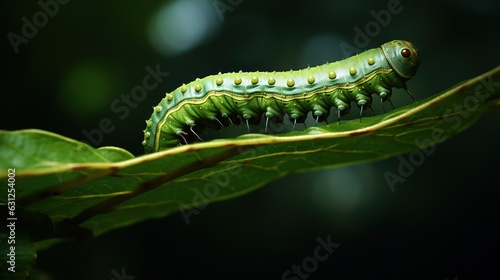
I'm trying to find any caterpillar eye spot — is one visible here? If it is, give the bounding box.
[401,48,411,58]
[144,39,420,152]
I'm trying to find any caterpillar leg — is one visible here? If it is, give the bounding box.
[380,98,386,113]
[288,111,304,131]
[291,118,297,131]
[357,100,369,122]
[190,126,204,142]
[212,117,224,128]
[336,105,348,124]
[176,130,189,145]
[404,87,417,102]
[220,112,234,126]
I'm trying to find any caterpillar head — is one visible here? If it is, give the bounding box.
[381,40,420,80]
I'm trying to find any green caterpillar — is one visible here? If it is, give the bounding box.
[143,39,419,153]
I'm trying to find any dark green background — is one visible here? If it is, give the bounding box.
[2,0,499,279]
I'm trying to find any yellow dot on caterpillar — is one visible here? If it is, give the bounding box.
[287,79,295,87]
[180,85,187,93]
[307,76,315,84]
[154,106,162,113]
[142,140,147,146]
[216,78,223,85]
[146,120,152,127]
[166,93,173,101]
[194,84,202,92]
[234,77,242,85]
[349,67,357,75]
[368,58,375,65]
[268,77,276,85]
[251,76,259,84]
[328,71,336,79]
[144,131,151,139]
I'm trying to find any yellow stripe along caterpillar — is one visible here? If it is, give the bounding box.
[142,39,419,153]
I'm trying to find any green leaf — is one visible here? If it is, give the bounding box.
[0,206,51,280]
[0,232,36,280]
[0,65,498,248]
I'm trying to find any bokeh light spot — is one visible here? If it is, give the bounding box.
[311,164,375,213]
[58,61,119,118]
[148,0,220,56]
